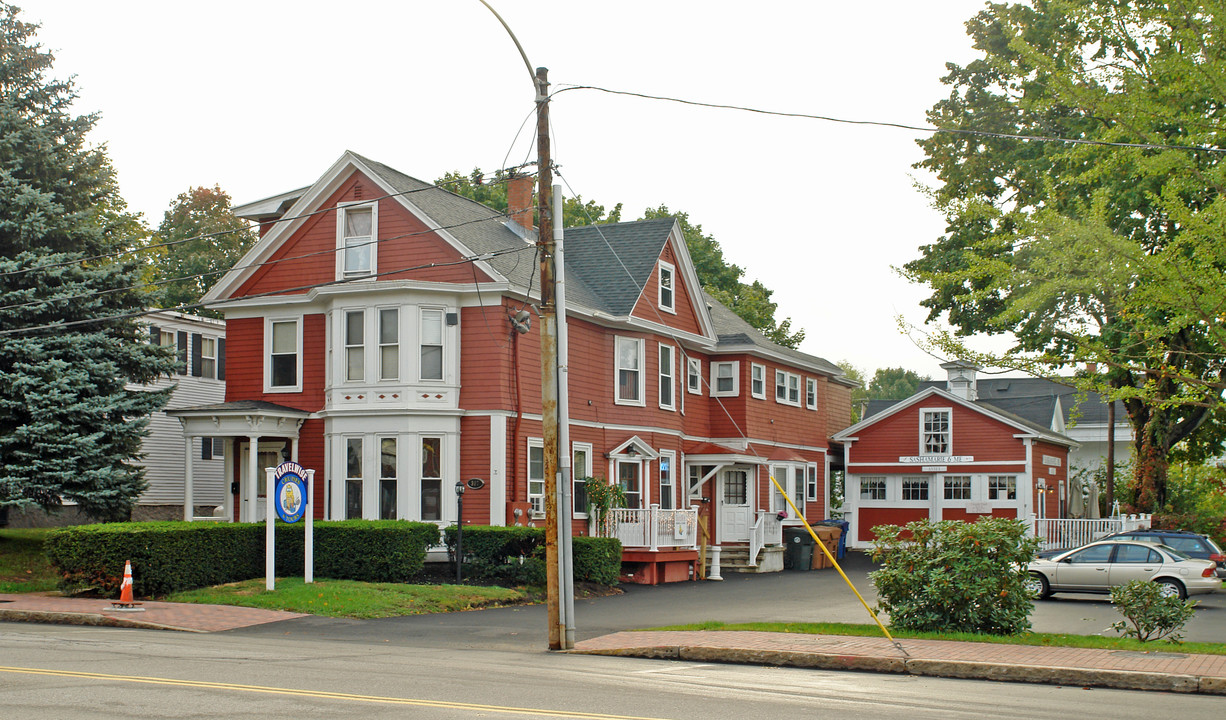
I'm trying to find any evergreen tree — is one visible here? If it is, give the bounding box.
[0,3,175,521]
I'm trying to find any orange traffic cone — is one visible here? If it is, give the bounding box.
[110,559,144,612]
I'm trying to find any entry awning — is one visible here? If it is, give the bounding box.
[166,400,309,438]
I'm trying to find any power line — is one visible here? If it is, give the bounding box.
[0,244,535,337]
[553,84,1226,155]
[0,165,536,280]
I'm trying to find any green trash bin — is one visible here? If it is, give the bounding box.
[783,527,815,570]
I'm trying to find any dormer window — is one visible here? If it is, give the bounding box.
[658,261,675,313]
[339,203,376,277]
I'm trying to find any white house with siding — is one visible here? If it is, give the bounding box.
[132,311,228,520]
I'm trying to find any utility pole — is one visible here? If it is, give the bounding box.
[534,66,563,651]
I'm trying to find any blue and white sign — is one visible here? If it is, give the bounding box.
[273,461,307,523]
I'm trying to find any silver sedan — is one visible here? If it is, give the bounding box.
[1026,539,1220,600]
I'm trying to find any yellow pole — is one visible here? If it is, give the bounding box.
[769,473,907,655]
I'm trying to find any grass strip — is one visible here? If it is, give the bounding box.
[165,577,527,618]
[647,620,1226,656]
[0,529,59,593]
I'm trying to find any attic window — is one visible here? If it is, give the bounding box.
[658,262,676,313]
[338,203,376,278]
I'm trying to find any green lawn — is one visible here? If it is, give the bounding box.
[166,577,529,618]
[650,620,1226,656]
[0,528,58,593]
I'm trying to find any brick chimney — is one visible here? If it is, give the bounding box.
[940,360,979,401]
[507,174,534,231]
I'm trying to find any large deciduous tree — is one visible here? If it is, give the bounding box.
[438,170,805,349]
[0,3,175,521]
[150,185,255,314]
[902,0,1226,512]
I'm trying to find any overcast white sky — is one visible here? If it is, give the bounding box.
[20,0,1007,381]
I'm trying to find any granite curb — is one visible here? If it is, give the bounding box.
[572,643,1226,696]
[0,608,202,633]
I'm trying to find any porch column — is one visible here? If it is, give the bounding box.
[290,437,298,463]
[223,438,235,522]
[183,437,194,521]
[247,435,260,522]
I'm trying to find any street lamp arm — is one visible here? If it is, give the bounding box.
[476,0,540,95]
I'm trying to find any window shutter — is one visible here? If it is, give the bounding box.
[191,333,203,378]
[177,331,188,375]
[217,338,226,380]
[201,437,212,460]
[149,325,160,344]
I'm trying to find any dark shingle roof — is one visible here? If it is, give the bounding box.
[704,290,844,377]
[560,218,675,316]
[916,377,1124,427]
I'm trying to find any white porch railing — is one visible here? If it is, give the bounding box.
[597,505,700,550]
[1030,514,1152,552]
[749,510,784,566]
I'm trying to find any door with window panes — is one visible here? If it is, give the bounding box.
[718,468,751,542]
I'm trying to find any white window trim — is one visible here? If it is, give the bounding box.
[378,306,400,381]
[344,309,365,383]
[750,363,766,399]
[200,336,217,380]
[806,377,817,410]
[860,476,888,502]
[657,261,676,314]
[658,343,676,411]
[336,201,378,279]
[920,407,953,455]
[614,335,646,407]
[572,441,593,518]
[710,360,739,397]
[264,316,303,393]
[658,449,677,510]
[419,307,445,383]
[527,437,545,518]
[686,357,702,395]
[901,476,930,503]
[775,370,801,407]
[942,474,973,501]
[806,462,818,502]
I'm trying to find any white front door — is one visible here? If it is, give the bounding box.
[717,468,752,543]
[239,444,283,522]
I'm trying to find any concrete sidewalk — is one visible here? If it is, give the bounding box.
[4,592,1225,696]
[574,629,1226,696]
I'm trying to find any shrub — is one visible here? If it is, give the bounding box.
[870,517,1039,636]
[443,525,621,586]
[1109,579,1197,643]
[45,520,440,596]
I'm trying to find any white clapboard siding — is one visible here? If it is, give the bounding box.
[130,311,227,507]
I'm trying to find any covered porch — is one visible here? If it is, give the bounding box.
[166,401,310,523]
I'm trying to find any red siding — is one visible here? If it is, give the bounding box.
[630,239,703,336]
[459,415,491,525]
[941,507,1022,523]
[223,314,324,412]
[858,507,929,541]
[851,401,1026,465]
[299,419,326,519]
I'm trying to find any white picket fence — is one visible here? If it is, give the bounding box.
[1030,514,1152,552]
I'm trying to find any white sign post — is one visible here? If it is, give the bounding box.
[265,462,314,591]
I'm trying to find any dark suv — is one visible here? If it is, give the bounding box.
[1105,529,1225,578]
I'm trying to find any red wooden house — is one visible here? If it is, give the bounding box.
[168,152,855,580]
[831,361,1075,549]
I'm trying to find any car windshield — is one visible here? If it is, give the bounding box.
[1155,544,1191,560]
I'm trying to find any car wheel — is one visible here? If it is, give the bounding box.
[1155,578,1186,600]
[1025,572,1050,600]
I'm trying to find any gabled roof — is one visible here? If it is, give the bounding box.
[915,377,1126,427]
[704,290,847,381]
[834,386,1076,448]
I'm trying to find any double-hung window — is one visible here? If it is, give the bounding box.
[658,261,675,313]
[421,437,442,521]
[806,378,817,410]
[658,344,675,410]
[710,361,738,397]
[775,370,801,406]
[346,438,363,519]
[806,463,818,501]
[379,438,397,520]
[922,409,951,454]
[687,357,702,394]
[379,308,399,380]
[658,451,675,510]
[345,310,364,382]
[572,443,592,517]
[615,336,644,405]
[528,439,545,516]
[750,364,766,399]
[420,309,443,381]
[339,203,375,277]
[200,337,217,379]
[268,319,300,391]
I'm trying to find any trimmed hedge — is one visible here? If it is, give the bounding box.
[443,525,621,586]
[45,520,440,597]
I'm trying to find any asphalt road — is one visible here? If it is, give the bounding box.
[2,623,1224,720]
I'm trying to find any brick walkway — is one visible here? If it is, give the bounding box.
[0,593,307,632]
[573,630,1226,695]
